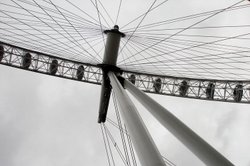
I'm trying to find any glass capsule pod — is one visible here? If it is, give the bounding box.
[206,82,215,99]
[22,53,32,69]
[233,84,243,102]
[49,59,58,75]
[128,74,136,84]
[0,45,3,62]
[153,78,162,93]
[179,80,189,96]
[76,65,84,80]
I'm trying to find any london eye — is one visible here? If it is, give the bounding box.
[0,0,250,165]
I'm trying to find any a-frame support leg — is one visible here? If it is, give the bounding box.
[108,72,166,166]
[123,77,234,166]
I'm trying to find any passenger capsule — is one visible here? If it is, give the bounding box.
[206,82,215,99]
[49,59,58,75]
[179,80,189,96]
[233,84,243,102]
[76,65,84,80]
[153,78,162,93]
[22,53,32,69]
[0,45,3,62]
[128,74,136,84]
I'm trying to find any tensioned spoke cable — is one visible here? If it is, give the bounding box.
[128,35,246,59]
[13,0,100,28]
[126,47,250,69]
[128,35,250,66]
[128,36,250,58]
[1,1,250,78]
[112,92,131,166]
[124,125,137,166]
[119,0,157,54]
[1,1,101,63]
[0,35,97,63]
[64,0,101,26]
[132,31,250,42]
[118,0,246,64]
[104,124,130,166]
[97,0,115,25]
[0,8,93,29]
[107,118,128,135]
[1,0,249,80]
[0,14,93,62]
[120,0,169,30]
[0,29,92,40]
[0,35,78,59]
[122,4,250,31]
[100,124,112,166]
[0,22,101,35]
[103,123,116,166]
[119,39,136,71]
[122,39,174,75]
[128,37,250,75]
[42,0,101,27]
[124,37,208,78]
[130,24,250,32]
[131,33,250,55]
[123,38,238,79]
[31,0,97,62]
[0,31,102,51]
[120,40,148,73]
[94,0,106,49]
[115,0,122,25]
[107,118,175,166]
[120,38,168,76]
[155,39,250,65]
[122,29,250,68]
[89,0,111,28]
[48,0,103,62]
[0,18,101,34]
[130,31,250,65]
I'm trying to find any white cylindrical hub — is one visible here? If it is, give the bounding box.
[108,72,166,166]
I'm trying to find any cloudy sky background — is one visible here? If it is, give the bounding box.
[1,64,250,166]
[1,0,250,166]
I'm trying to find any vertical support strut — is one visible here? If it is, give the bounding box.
[123,78,234,166]
[108,72,166,166]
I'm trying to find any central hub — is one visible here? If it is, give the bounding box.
[98,25,125,123]
[102,25,125,66]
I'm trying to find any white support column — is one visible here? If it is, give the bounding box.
[124,79,234,166]
[108,72,166,166]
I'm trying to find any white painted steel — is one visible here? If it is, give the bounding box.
[124,79,234,166]
[108,72,166,166]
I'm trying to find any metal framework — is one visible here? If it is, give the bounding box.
[1,41,250,104]
[109,72,166,166]
[123,77,233,166]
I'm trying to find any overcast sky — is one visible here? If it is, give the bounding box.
[1,64,250,166]
[1,0,250,166]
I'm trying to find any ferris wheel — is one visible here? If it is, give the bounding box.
[0,0,250,165]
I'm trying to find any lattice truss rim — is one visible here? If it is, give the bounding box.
[1,42,249,103]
